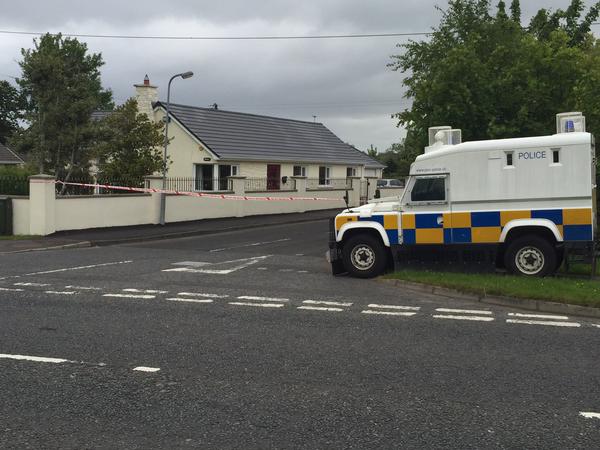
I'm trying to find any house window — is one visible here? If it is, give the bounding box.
[346,167,357,177]
[506,152,514,166]
[293,165,307,177]
[410,176,446,202]
[217,164,239,190]
[319,166,331,186]
[194,164,215,191]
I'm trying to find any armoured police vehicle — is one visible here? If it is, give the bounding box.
[329,112,597,277]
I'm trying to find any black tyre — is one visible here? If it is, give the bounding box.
[504,235,557,277]
[342,234,388,278]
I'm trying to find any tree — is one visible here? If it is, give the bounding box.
[389,0,600,161]
[529,0,600,47]
[14,33,113,178]
[367,144,378,157]
[0,80,23,145]
[92,99,165,181]
[510,0,521,23]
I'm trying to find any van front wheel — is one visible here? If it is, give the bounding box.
[342,234,387,278]
[504,235,557,277]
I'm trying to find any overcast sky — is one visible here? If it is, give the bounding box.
[0,0,595,153]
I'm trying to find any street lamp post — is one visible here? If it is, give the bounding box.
[159,71,194,226]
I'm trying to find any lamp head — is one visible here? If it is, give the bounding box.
[181,71,194,79]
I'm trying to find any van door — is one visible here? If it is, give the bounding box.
[400,174,451,245]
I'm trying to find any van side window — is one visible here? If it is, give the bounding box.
[411,177,446,202]
[506,152,514,166]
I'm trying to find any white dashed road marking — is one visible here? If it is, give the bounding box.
[103,293,156,299]
[1,353,160,375]
[179,292,229,298]
[45,291,76,295]
[167,298,214,304]
[0,287,24,292]
[0,353,69,364]
[302,300,353,307]
[507,312,569,320]
[506,319,581,327]
[14,282,50,287]
[65,285,103,291]
[229,302,284,308]
[297,306,344,312]
[132,366,161,373]
[433,314,495,322]
[362,310,417,317]
[580,412,600,419]
[237,295,289,302]
[368,304,421,311]
[123,288,168,294]
[436,308,492,315]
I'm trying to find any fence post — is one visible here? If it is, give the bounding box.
[228,176,246,217]
[145,175,163,224]
[228,176,247,196]
[292,176,307,213]
[292,176,307,194]
[28,174,56,236]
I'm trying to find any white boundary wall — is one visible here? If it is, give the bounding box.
[11,175,375,236]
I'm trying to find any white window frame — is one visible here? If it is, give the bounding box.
[293,165,307,177]
[319,166,332,186]
[193,163,217,192]
[406,174,448,206]
[346,167,357,177]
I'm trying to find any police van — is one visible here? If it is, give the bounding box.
[328,112,597,277]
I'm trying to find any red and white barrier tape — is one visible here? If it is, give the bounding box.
[33,180,345,202]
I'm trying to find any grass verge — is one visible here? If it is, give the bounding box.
[385,270,600,308]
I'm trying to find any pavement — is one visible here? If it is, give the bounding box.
[1,219,600,448]
[0,209,338,253]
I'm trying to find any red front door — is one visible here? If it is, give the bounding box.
[267,164,281,190]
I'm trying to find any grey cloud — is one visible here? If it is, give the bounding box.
[0,1,598,152]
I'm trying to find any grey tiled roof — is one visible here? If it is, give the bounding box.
[157,102,385,168]
[0,143,24,164]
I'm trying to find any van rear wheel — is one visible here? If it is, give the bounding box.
[504,235,557,277]
[342,234,387,278]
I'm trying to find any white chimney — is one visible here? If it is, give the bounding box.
[134,74,158,119]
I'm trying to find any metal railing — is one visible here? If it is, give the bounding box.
[164,177,232,192]
[306,178,352,190]
[244,177,296,192]
[0,176,30,196]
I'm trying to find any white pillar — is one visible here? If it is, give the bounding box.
[347,176,361,207]
[145,175,163,224]
[28,175,56,236]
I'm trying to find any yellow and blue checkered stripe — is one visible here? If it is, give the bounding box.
[401,208,593,245]
[336,214,400,244]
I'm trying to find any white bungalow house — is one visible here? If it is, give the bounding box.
[133,76,384,192]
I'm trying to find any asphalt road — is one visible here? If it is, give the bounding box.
[1,219,599,449]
